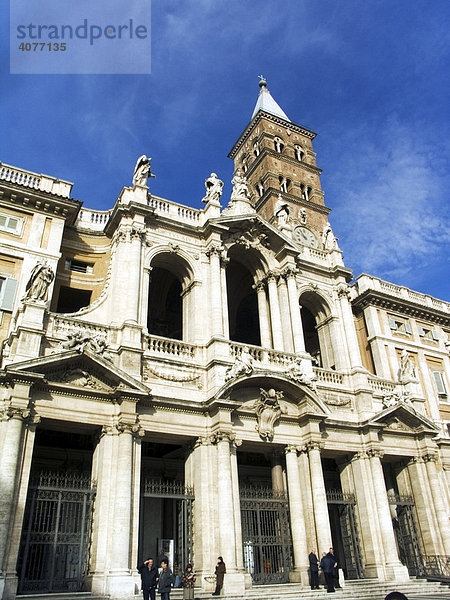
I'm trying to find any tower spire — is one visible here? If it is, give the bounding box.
[251,76,291,122]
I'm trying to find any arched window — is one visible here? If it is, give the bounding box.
[300,291,337,370]
[147,254,194,342]
[300,183,312,201]
[253,141,260,157]
[273,136,284,153]
[294,144,305,161]
[278,176,291,193]
[147,267,182,339]
[226,257,261,346]
[255,181,265,197]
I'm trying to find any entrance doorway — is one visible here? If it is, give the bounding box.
[327,490,363,579]
[389,493,423,576]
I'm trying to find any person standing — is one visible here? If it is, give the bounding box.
[308,549,320,590]
[137,558,158,600]
[181,563,196,600]
[328,547,341,588]
[320,551,335,593]
[212,556,226,596]
[158,559,174,600]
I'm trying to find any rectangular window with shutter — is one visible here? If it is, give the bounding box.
[388,315,412,336]
[432,370,448,400]
[0,214,24,235]
[0,276,18,311]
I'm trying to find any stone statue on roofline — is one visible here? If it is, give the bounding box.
[132,155,155,187]
[202,172,223,205]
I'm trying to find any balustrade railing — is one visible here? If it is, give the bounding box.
[146,334,197,359]
[421,555,450,580]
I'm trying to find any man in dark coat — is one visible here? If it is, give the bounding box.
[320,551,336,593]
[137,558,158,600]
[308,549,320,590]
[158,559,174,600]
[328,547,341,588]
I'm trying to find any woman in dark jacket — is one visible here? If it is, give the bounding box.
[212,556,226,596]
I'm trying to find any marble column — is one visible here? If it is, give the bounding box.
[367,450,408,580]
[277,276,293,353]
[285,268,306,353]
[213,432,245,595]
[254,281,272,348]
[423,453,450,555]
[0,405,37,600]
[266,273,284,351]
[207,245,225,338]
[220,256,230,339]
[336,285,363,370]
[285,445,309,585]
[306,442,332,554]
[0,408,28,571]
[230,442,244,571]
[271,451,285,493]
[125,228,144,323]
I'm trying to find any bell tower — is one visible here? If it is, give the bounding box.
[228,77,331,250]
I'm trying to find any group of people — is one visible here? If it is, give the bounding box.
[138,556,226,600]
[308,548,341,593]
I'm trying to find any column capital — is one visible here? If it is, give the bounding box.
[422,452,438,463]
[116,418,145,438]
[210,430,242,447]
[206,244,225,259]
[285,444,301,455]
[1,406,30,422]
[351,450,368,462]
[367,448,384,460]
[305,440,322,453]
[281,265,299,280]
[253,279,266,292]
[336,283,351,300]
[266,270,280,284]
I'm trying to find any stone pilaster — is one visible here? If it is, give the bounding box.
[0,404,38,600]
[211,431,245,595]
[284,268,306,353]
[367,450,409,581]
[423,453,450,555]
[285,445,309,585]
[336,284,363,370]
[277,275,293,353]
[254,281,272,348]
[406,456,446,556]
[266,272,284,351]
[206,245,225,338]
[90,419,144,598]
[306,442,332,554]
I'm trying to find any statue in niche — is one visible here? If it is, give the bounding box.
[225,346,253,380]
[274,194,289,228]
[398,349,417,382]
[202,172,223,204]
[23,261,55,302]
[132,155,154,187]
[322,221,338,250]
[287,357,318,391]
[230,168,250,200]
[253,388,286,441]
[299,208,307,224]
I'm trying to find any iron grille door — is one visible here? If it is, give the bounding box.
[142,479,194,573]
[327,490,363,580]
[17,472,95,594]
[240,487,293,584]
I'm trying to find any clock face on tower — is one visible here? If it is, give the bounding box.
[292,226,318,248]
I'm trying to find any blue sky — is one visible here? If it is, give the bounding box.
[2,0,449,300]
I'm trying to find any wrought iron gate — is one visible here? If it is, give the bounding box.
[240,486,293,584]
[327,490,363,579]
[17,472,95,594]
[389,493,423,576]
[142,479,194,572]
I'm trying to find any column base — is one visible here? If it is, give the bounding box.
[1,573,18,600]
[289,567,310,586]
[384,562,410,582]
[106,570,137,598]
[222,572,246,595]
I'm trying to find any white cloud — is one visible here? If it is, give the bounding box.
[329,118,450,283]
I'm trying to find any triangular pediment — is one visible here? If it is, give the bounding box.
[4,349,150,397]
[368,403,438,434]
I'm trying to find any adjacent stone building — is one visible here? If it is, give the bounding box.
[0,79,449,600]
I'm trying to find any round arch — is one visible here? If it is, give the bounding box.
[299,288,337,369]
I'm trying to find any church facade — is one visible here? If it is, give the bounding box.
[0,80,449,600]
